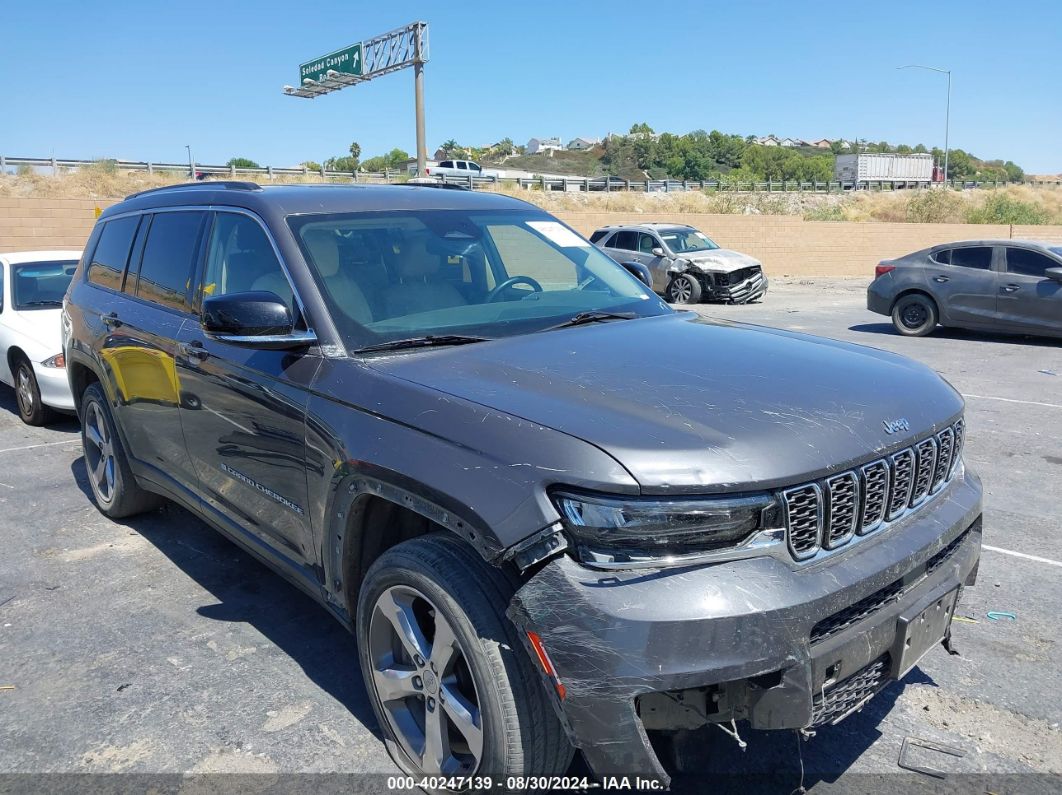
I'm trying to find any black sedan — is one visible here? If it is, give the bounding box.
[867,239,1062,339]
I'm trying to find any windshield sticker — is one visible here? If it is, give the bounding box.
[526,221,589,248]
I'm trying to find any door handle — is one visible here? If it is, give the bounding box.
[101,312,122,328]
[1001,284,1020,293]
[933,275,949,283]
[178,340,209,361]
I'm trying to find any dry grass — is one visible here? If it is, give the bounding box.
[3,164,1061,225]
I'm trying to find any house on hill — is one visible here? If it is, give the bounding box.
[567,137,601,151]
[809,138,833,149]
[527,137,562,155]
[754,135,780,146]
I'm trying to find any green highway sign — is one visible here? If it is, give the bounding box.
[300,42,363,84]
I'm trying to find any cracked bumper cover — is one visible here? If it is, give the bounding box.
[507,470,982,782]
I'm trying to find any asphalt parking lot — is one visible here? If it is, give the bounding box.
[1,278,1060,793]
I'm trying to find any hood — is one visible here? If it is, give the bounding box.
[683,248,762,274]
[367,314,963,494]
[2,308,63,358]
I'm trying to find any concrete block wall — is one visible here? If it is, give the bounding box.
[0,197,118,254]
[3,197,1062,277]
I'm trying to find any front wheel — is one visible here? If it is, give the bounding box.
[666,274,702,304]
[357,535,572,781]
[14,358,55,426]
[892,293,938,337]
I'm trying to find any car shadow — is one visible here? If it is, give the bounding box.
[67,457,382,740]
[849,322,1061,347]
[661,668,936,793]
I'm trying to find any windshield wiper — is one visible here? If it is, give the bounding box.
[541,311,637,332]
[354,334,492,354]
[17,300,63,308]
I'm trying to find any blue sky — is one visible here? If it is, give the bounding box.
[3,0,1060,173]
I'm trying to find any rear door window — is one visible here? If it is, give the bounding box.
[456,162,467,170]
[1005,248,1055,278]
[949,247,992,270]
[610,231,638,251]
[87,215,140,290]
[131,211,206,312]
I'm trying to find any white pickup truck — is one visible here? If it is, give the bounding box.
[423,159,499,180]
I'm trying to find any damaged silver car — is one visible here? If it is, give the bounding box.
[592,222,768,304]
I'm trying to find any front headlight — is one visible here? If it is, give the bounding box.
[552,490,780,566]
[41,353,65,369]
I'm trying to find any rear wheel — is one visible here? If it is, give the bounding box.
[666,274,702,304]
[14,358,55,426]
[81,383,162,518]
[357,534,572,781]
[892,293,938,337]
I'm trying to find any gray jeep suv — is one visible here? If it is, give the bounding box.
[63,182,981,785]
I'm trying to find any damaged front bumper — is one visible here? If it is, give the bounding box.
[507,470,981,784]
[703,267,768,303]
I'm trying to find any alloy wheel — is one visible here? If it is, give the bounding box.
[15,366,35,417]
[670,277,693,303]
[902,303,928,329]
[84,401,116,503]
[368,585,484,776]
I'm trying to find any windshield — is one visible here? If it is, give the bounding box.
[12,260,77,310]
[1050,246,1062,258]
[659,228,719,254]
[288,209,670,350]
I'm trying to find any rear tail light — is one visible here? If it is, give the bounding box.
[424,167,430,174]
[875,263,896,278]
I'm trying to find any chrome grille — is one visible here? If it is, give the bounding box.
[783,485,822,559]
[860,461,889,533]
[931,427,954,494]
[887,450,915,519]
[825,473,858,548]
[781,418,965,562]
[910,438,938,506]
[951,419,965,475]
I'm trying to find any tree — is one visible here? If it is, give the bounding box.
[629,122,654,138]
[1002,160,1024,182]
[347,141,361,168]
[441,139,459,156]
[301,160,322,171]
[226,157,260,169]
[324,156,359,172]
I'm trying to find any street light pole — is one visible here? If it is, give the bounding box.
[185,145,194,180]
[899,64,951,186]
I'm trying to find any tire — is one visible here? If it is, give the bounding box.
[357,534,573,782]
[13,358,55,426]
[80,382,163,518]
[666,273,702,304]
[891,293,938,337]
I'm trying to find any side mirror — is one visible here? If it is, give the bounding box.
[1046,267,1062,283]
[202,291,316,350]
[651,247,665,258]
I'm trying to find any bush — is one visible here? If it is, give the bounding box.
[966,193,1050,225]
[804,204,847,221]
[904,189,965,223]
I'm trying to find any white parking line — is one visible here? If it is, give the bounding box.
[0,439,78,454]
[962,394,1062,410]
[983,545,1062,568]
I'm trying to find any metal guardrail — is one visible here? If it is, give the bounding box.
[2,155,1058,193]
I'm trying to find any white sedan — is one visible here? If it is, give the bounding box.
[0,250,81,424]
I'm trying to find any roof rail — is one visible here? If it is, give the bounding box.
[124,181,263,200]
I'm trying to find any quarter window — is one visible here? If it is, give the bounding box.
[589,230,609,244]
[949,247,992,270]
[1006,248,1055,278]
[930,249,951,265]
[87,215,140,290]
[132,211,206,312]
[201,213,294,312]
